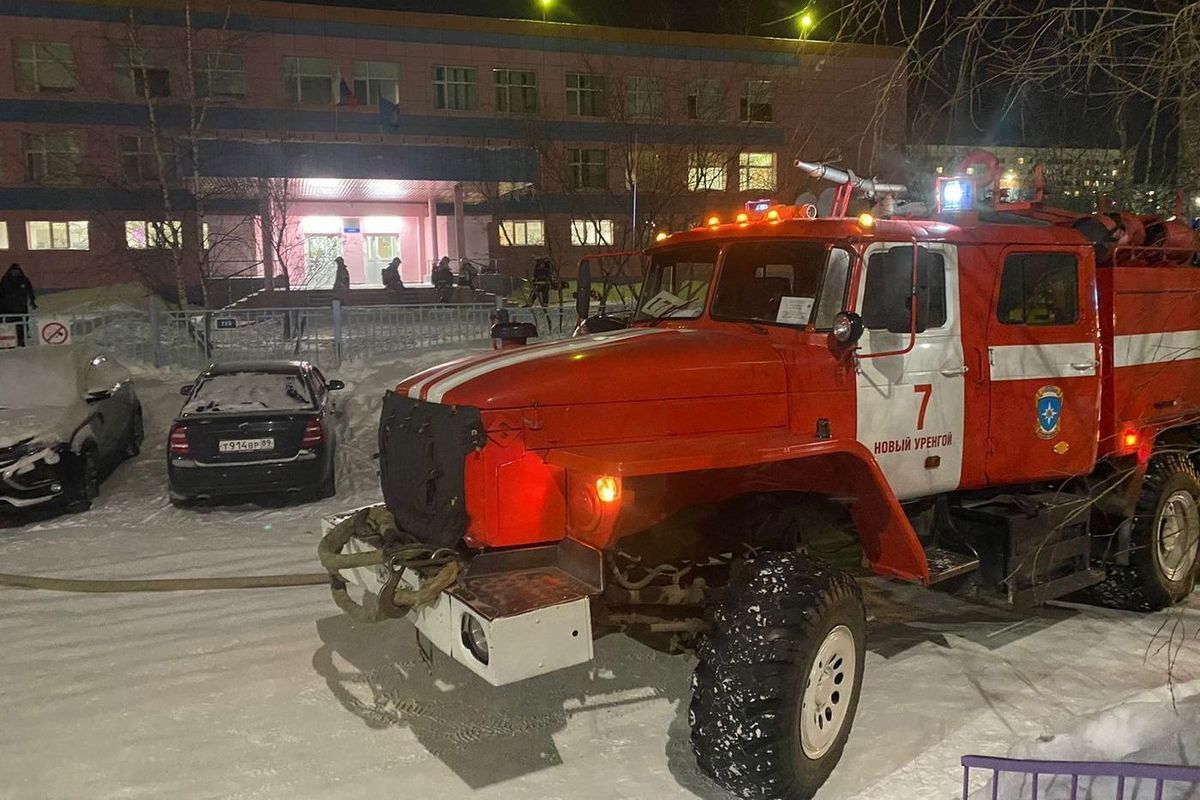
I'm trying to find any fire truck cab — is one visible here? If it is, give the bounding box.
[324,166,1200,800]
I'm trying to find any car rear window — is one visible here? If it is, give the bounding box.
[188,372,313,413]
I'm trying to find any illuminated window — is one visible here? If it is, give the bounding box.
[115,48,171,98]
[433,65,477,110]
[566,73,607,117]
[119,135,177,183]
[494,69,537,113]
[568,148,607,190]
[353,61,398,106]
[570,219,614,247]
[688,152,727,191]
[24,132,80,183]
[499,219,545,247]
[15,42,76,91]
[194,52,245,98]
[740,80,773,122]
[284,57,333,104]
[687,78,722,121]
[27,220,89,250]
[624,75,662,118]
[125,220,183,249]
[738,152,776,191]
[0,222,8,249]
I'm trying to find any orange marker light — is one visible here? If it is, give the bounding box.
[655,231,669,242]
[735,212,749,224]
[706,215,720,227]
[1122,430,1139,449]
[858,212,875,228]
[766,209,781,221]
[596,475,621,504]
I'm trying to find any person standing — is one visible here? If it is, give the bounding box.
[0,264,36,347]
[529,257,553,307]
[332,256,351,290]
[432,256,454,302]
[457,258,477,290]
[381,257,404,291]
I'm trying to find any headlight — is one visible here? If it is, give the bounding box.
[460,614,490,665]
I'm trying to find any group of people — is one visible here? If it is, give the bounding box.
[332,255,478,301]
[0,264,37,347]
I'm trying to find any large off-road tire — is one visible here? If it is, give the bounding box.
[1094,454,1200,611]
[690,553,866,800]
[64,447,100,514]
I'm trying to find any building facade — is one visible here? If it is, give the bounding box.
[0,0,905,300]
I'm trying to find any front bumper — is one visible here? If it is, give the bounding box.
[169,451,327,498]
[0,446,66,509]
[322,506,602,686]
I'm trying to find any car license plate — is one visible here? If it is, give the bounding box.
[218,438,274,453]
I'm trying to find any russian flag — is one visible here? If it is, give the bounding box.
[336,73,358,107]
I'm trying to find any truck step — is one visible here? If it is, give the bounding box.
[925,546,980,585]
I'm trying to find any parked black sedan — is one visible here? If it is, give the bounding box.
[167,361,343,505]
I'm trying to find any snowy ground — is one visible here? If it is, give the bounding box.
[1,346,1197,800]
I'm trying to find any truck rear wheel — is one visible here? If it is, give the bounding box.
[689,553,866,800]
[1097,454,1200,610]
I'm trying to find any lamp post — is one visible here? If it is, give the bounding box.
[539,0,552,22]
[797,9,815,38]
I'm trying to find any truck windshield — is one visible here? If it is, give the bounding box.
[712,240,852,328]
[633,244,718,323]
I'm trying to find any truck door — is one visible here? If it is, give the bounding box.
[984,248,1100,482]
[854,243,966,500]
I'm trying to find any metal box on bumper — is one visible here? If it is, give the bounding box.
[322,507,601,686]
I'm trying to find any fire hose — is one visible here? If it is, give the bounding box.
[0,507,461,624]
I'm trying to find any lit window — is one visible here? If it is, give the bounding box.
[284,57,333,105]
[24,132,80,183]
[433,65,477,110]
[568,148,607,190]
[119,135,177,183]
[0,222,8,249]
[687,78,722,121]
[1017,156,1026,165]
[688,152,727,191]
[499,219,545,247]
[740,80,773,122]
[738,152,776,191]
[566,73,607,117]
[353,61,398,106]
[27,220,89,250]
[15,42,76,92]
[570,219,614,247]
[202,222,210,249]
[494,69,537,113]
[125,220,183,249]
[115,48,172,98]
[624,75,662,118]
[194,52,245,98]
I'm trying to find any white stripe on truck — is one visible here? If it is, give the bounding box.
[989,342,1097,381]
[1114,329,1200,368]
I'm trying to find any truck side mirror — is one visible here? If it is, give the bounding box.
[576,260,592,321]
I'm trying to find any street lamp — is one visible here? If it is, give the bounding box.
[539,0,552,22]
[797,9,815,37]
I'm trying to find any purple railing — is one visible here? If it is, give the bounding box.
[962,755,1200,800]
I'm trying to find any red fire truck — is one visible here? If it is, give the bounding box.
[325,157,1200,799]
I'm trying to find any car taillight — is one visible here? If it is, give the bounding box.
[169,424,190,456]
[301,417,323,448]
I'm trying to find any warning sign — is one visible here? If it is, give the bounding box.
[0,323,17,349]
[39,320,71,346]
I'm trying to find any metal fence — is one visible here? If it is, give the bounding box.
[961,755,1200,800]
[1,300,582,369]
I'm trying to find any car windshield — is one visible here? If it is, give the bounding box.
[633,245,719,323]
[188,372,314,413]
[712,240,852,328]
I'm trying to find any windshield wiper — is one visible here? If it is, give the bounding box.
[645,299,696,328]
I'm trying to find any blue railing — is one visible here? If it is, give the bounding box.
[962,755,1200,800]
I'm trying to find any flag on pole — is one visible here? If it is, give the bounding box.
[336,73,358,107]
[379,94,399,130]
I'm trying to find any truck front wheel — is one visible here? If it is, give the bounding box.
[689,553,866,800]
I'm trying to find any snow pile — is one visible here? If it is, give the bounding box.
[37,282,159,315]
[0,346,82,408]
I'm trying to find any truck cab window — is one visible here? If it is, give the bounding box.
[635,245,718,322]
[997,253,1079,325]
[711,240,828,326]
[861,245,946,333]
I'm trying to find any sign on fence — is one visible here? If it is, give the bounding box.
[0,323,17,349]
[38,319,71,346]
[215,318,238,330]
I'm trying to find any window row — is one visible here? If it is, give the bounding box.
[566,148,778,191]
[498,218,615,247]
[0,219,210,251]
[13,41,775,121]
[20,132,179,184]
